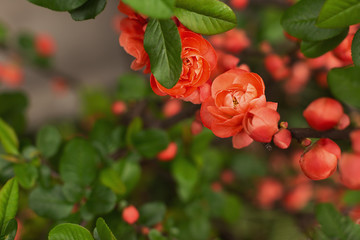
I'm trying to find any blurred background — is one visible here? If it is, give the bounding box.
[0,0,130,129]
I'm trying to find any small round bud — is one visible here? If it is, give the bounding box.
[157,142,177,161]
[300,138,341,180]
[301,138,312,147]
[122,205,139,224]
[303,97,343,131]
[112,101,127,115]
[279,121,288,129]
[350,130,360,154]
[273,129,292,149]
[339,153,360,189]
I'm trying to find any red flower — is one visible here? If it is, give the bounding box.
[200,69,279,148]
[118,1,150,73]
[150,27,217,103]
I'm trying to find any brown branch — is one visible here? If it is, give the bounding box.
[289,128,353,141]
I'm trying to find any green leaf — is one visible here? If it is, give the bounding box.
[27,0,88,11]
[0,119,19,155]
[144,19,182,89]
[85,183,116,215]
[149,230,167,240]
[222,194,242,224]
[114,160,141,193]
[116,74,147,102]
[36,125,62,158]
[139,202,166,226]
[301,28,349,58]
[48,223,94,240]
[0,179,18,235]
[174,0,237,35]
[122,0,175,19]
[125,117,143,148]
[317,0,360,28]
[133,129,169,158]
[100,168,126,195]
[316,203,342,238]
[13,163,38,189]
[352,29,360,66]
[60,138,98,187]
[1,218,17,240]
[94,218,117,240]
[62,183,85,203]
[172,158,198,201]
[70,0,107,21]
[328,66,360,108]
[29,186,73,220]
[281,0,345,41]
[190,129,214,155]
[90,120,125,155]
[342,190,360,206]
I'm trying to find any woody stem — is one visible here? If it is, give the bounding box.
[288,128,353,141]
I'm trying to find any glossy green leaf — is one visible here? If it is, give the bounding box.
[281,0,345,41]
[174,0,237,35]
[1,218,17,240]
[328,66,360,108]
[60,138,98,187]
[70,0,107,21]
[139,202,166,226]
[27,0,88,11]
[85,183,116,215]
[114,160,141,193]
[125,117,143,148]
[133,129,169,158]
[122,0,175,19]
[13,163,38,189]
[301,28,349,58]
[342,190,360,206]
[116,74,147,101]
[316,203,343,238]
[317,0,360,28]
[222,194,241,223]
[49,223,94,240]
[100,168,126,195]
[36,125,62,158]
[0,119,19,155]
[29,186,73,220]
[149,230,167,240]
[62,183,85,203]
[172,158,198,201]
[144,19,182,89]
[0,179,18,235]
[352,29,360,66]
[94,218,117,240]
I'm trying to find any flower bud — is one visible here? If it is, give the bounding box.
[273,129,292,149]
[157,142,177,161]
[301,138,312,147]
[337,114,350,130]
[257,178,283,209]
[300,138,341,180]
[35,34,56,57]
[112,101,127,115]
[339,153,360,189]
[264,54,290,81]
[122,205,139,224]
[163,99,182,118]
[303,97,343,131]
[350,130,360,154]
[283,183,312,211]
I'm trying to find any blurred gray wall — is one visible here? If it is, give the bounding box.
[0,0,131,128]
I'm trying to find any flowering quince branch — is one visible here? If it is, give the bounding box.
[117,0,360,189]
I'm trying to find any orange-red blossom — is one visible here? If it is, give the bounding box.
[151,27,217,104]
[200,69,280,149]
